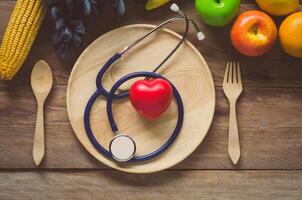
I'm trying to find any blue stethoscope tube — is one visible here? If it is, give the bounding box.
[95,4,204,100]
[84,69,184,162]
[84,3,204,162]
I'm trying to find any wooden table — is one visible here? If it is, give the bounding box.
[0,0,301,199]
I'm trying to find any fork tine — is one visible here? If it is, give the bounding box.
[234,61,238,83]
[224,61,230,84]
[229,61,234,83]
[236,61,242,85]
[231,61,235,83]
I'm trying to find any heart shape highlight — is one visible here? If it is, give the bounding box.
[129,78,173,120]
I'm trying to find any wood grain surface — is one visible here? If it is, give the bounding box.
[0,170,301,199]
[0,0,302,198]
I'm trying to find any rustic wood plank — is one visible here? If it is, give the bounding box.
[0,1,14,38]
[1,85,301,128]
[0,86,301,169]
[0,170,301,199]
[0,1,302,87]
[0,1,301,197]
[0,124,301,169]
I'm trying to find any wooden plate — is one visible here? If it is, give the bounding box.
[67,24,215,173]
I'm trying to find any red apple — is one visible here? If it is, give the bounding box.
[230,10,277,57]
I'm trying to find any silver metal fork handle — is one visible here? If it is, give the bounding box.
[228,100,240,165]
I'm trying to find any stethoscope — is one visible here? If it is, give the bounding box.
[84,3,204,163]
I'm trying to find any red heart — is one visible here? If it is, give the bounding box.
[129,78,173,120]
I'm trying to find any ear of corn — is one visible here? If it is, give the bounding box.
[0,0,46,80]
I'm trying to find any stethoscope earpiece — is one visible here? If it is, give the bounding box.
[84,3,200,163]
[197,32,205,41]
[171,3,205,42]
[170,3,180,12]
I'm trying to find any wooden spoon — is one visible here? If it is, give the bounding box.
[31,60,53,166]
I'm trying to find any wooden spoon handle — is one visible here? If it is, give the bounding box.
[228,101,240,165]
[33,101,45,166]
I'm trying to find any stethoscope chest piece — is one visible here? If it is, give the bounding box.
[84,3,202,163]
[109,134,136,162]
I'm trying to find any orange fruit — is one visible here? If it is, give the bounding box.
[279,12,302,58]
[256,0,299,16]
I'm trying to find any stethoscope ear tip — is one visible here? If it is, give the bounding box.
[170,3,180,12]
[170,3,205,42]
[197,32,205,41]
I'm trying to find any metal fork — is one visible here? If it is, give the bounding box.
[223,61,243,165]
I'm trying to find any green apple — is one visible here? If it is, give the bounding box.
[195,0,240,27]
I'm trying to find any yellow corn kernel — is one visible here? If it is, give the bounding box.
[0,0,46,80]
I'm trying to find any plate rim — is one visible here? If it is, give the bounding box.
[66,24,216,173]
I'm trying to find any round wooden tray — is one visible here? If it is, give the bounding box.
[67,24,215,173]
